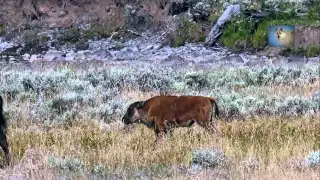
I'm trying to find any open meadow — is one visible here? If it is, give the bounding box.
[0,63,319,179]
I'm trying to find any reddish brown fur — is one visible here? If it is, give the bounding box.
[122,95,220,142]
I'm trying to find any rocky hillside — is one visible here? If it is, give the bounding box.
[0,0,170,31]
[0,0,319,65]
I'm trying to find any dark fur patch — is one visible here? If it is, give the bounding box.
[0,95,10,166]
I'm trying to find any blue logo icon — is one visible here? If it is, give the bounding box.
[268,25,295,48]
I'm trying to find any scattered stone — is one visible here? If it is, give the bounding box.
[29,55,41,62]
[162,54,185,63]
[0,45,23,55]
[65,52,76,61]
[271,56,287,66]
[1,26,317,68]
[307,57,320,64]
[221,55,245,63]
[141,44,154,52]
[287,55,308,64]
[245,59,267,67]
[0,41,15,52]
[43,50,66,61]
[74,52,86,61]
[22,54,30,61]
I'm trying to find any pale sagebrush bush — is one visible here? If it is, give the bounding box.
[1,66,317,95]
[191,148,228,170]
[67,78,92,93]
[20,69,73,94]
[46,92,94,114]
[91,164,107,175]
[0,65,318,123]
[306,151,320,167]
[276,96,318,116]
[224,0,308,10]
[48,156,85,172]
[312,90,320,104]
[81,67,177,92]
[134,67,178,92]
[263,0,308,8]
[0,71,24,101]
[96,97,129,122]
[182,66,318,90]
[207,90,319,118]
[93,68,134,91]
[56,110,77,125]
[90,165,172,180]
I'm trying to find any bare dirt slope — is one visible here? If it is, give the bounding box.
[0,0,169,30]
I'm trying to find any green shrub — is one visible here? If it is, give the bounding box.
[173,18,206,47]
[0,24,6,36]
[57,28,81,44]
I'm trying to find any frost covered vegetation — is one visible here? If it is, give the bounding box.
[0,64,319,179]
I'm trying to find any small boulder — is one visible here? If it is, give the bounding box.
[43,50,66,61]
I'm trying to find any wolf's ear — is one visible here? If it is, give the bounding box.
[136,101,145,109]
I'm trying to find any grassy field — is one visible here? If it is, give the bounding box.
[1,112,319,179]
[0,64,319,179]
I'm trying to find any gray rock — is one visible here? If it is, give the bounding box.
[198,59,216,65]
[0,41,15,52]
[65,52,76,61]
[29,55,41,62]
[132,46,140,52]
[307,57,320,64]
[271,56,287,66]
[43,50,66,61]
[160,54,186,65]
[245,59,267,67]
[220,55,244,63]
[96,49,112,58]
[22,53,30,61]
[153,44,161,50]
[287,55,308,64]
[83,50,112,61]
[141,44,153,51]
[74,52,86,61]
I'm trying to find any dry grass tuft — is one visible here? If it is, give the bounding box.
[0,116,318,179]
